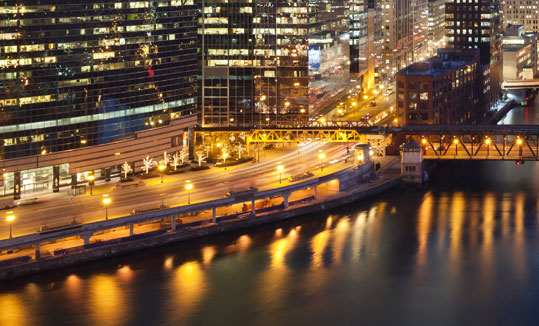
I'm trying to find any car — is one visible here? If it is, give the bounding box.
[288,172,314,182]
[369,101,376,107]
[225,186,258,197]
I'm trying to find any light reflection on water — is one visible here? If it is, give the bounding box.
[3,103,539,325]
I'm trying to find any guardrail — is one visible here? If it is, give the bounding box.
[0,166,357,252]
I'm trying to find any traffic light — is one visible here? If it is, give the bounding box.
[516,160,525,165]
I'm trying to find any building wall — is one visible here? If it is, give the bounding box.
[427,0,446,56]
[396,49,481,125]
[502,0,539,33]
[0,1,197,160]
[199,0,350,127]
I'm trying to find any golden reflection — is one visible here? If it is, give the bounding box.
[351,212,368,262]
[325,216,333,229]
[0,294,28,326]
[437,193,450,249]
[449,192,465,263]
[172,261,207,322]
[275,228,283,237]
[417,192,433,267]
[482,193,496,253]
[378,202,387,214]
[164,257,174,271]
[311,230,330,269]
[513,192,527,280]
[202,246,216,265]
[65,274,82,299]
[117,265,134,282]
[332,218,350,264]
[89,274,126,326]
[468,195,481,247]
[501,194,512,238]
[237,235,252,253]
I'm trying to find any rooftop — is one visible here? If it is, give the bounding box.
[397,49,479,76]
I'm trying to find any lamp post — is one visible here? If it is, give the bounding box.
[158,164,166,183]
[277,164,284,184]
[6,212,14,239]
[223,152,229,170]
[485,137,491,156]
[318,151,326,172]
[87,174,95,195]
[102,196,111,220]
[185,182,193,205]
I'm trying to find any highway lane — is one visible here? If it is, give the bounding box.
[0,142,352,239]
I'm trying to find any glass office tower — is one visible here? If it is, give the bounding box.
[0,1,197,159]
[0,1,197,196]
[200,0,350,127]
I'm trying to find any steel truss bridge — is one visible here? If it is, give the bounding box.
[195,123,539,161]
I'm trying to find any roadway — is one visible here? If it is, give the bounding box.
[0,142,354,240]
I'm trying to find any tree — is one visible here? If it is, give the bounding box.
[235,143,246,159]
[171,152,181,171]
[179,147,189,164]
[159,151,171,167]
[195,150,208,167]
[121,162,132,179]
[141,155,157,174]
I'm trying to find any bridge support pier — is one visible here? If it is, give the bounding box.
[283,192,290,208]
[251,199,256,215]
[171,216,176,231]
[212,207,216,223]
[314,185,318,199]
[129,224,134,236]
[35,243,40,260]
[81,233,92,246]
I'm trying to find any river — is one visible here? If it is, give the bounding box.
[1,102,539,326]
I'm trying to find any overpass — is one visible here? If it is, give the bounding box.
[196,123,539,161]
[501,79,539,90]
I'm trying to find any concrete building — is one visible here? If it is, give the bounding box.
[0,1,197,198]
[502,0,539,34]
[199,0,351,127]
[445,0,503,109]
[502,25,539,80]
[427,0,446,56]
[396,48,483,125]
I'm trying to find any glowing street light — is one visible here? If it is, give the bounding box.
[318,151,326,172]
[102,195,111,220]
[485,138,491,145]
[6,212,14,239]
[87,174,95,195]
[158,164,166,183]
[277,164,284,184]
[516,137,523,146]
[185,181,193,205]
[351,101,358,107]
[363,95,368,100]
[421,138,427,145]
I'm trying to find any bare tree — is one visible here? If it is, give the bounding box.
[121,161,132,179]
[171,152,181,171]
[179,147,189,164]
[195,150,208,167]
[141,155,156,174]
[159,151,171,167]
[235,143,246,159]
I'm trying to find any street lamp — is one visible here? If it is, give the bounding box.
[363,95,368,100]
[223,152,229,170]
[158,164,166,183]
[485,137,491,156]
[318,151,326,172]
[516,137,523,146]
[102,196,111,220]
[6,212,14,239]
[87,174,95,195]
[185,181,193,205]
[277,164,284,184]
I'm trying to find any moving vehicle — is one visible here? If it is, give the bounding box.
[288,172,314,182]
[226,186,258,197]
[369,101,376,107]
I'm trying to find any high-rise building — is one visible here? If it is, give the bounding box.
[199,0,351,127]
[502,0,539,33]
[0,1,197,196]
[381,0,414,79]
[411,0,429,61]
[445,0,503,109]
[351,0,382,90]
[427,0,446,56]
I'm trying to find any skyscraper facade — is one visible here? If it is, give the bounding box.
[502,0,539,33]
[199,0,350,127]
[0,1,197,196]
[445,0,503,110]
